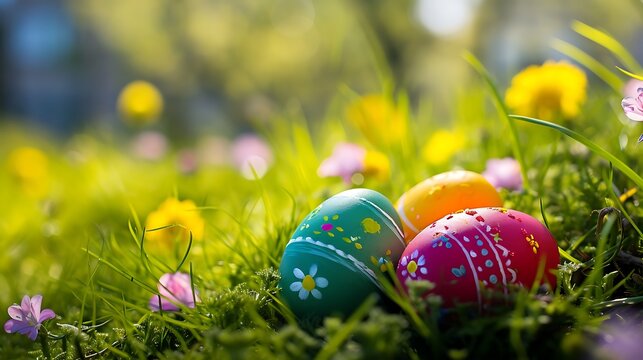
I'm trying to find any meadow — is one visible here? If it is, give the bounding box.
[1,20,642,359]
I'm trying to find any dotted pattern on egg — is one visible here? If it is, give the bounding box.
[286,236,381,289]
[280,189,406,312]
[398,207,558,310]
[395,170,503,243]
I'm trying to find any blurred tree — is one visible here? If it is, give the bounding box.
[0,0,639,136]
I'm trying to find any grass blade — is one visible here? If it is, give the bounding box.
[509,115,643,189]
[616,66,643,81]
[463,51,531,191]
[314,295,378,360]
[551,39,623,92]
[572,21,641,72]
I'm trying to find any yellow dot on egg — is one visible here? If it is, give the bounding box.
[302,275,316,291]
[407,260,418,274]
[362,218,381,234]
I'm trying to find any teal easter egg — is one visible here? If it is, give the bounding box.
[279,188,406,318]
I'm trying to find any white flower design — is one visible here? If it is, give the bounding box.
[289,264,329,300]
[400,249,427,278]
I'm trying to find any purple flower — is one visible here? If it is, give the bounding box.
[482,157,523,191]
[594,308,643,360]
[317,143,366,184]
[4,295,56,341]
[149,273,200,312]
[622,87,643,122]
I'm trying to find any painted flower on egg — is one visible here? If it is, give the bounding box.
[278,188,406,318]
[289,264,329,300]
[399,249,427,278]
[397,207,559,309]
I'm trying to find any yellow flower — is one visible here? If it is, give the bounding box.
[346,94,407,149]
[505,61,587,120]
[144,198,205,250]
[363,150,390,181]
[422,129,466,166]
[117,81,164,125]
[6,146,50,198]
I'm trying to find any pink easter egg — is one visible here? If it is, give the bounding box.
[396,207,559,309]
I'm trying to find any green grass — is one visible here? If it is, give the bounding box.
[1,29,642,359]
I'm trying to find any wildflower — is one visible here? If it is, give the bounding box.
[145,198,205,249]
[177,149,198,174]
[4,295,56,341]
[594,308,643,360]
[318,143,364,183]
[231,134,273,179]
[117,80,164,125]
[317,143,390,184]
[422,129,466,166]
[623,78,643,98]
[362,149,390,181]
[621,87,643,122]
[6,146,50,198]
[482,157,523,191]
[505,61,587,120]
[130,131,168,161]
[149,273,200,311]
[346,94,407,149]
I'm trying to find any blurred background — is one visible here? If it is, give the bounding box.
[0,0,641,139]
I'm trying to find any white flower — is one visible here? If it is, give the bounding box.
[400,250,427,278]
[289,264,329,300]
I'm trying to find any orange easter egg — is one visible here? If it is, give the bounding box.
[396,170,502,244]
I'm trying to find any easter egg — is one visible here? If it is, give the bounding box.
[396,207,559,309]
[279,188,406,318]
[396,170,502,243]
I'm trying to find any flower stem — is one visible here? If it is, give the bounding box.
[39,328,51,360]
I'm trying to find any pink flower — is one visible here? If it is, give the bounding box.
[623,79,643,98]
[149,273,200,312]
[482,157,523,191]
[622,87,643,122]
[177,149,199,174]
[4,295,56,341]
[230,134,273,179]
[317,143,366,184]
[130,131,168,161]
